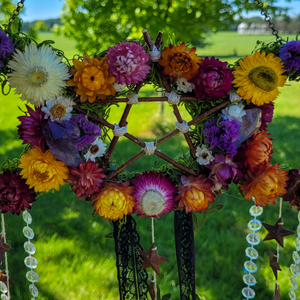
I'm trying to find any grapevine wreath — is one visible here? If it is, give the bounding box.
[1,1,300,299]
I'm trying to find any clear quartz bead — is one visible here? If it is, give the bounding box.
[246,233,260,246]
[244,261,257,273]
[291,264,300,277]
[243,274,256,286]
[0,282,7,293]
[245,247,259,260]
[297,224,300,237]
[296,237,300,251]
[22,211,32,224]
[293,251,300,264]
[29,284,39,297]
[290,276,298,289]
[289,288,296,300]
[242,287,255,299]
[24,256,38,269]
[298,211,300,222]
[249,205,263,217]
[1,295,8,300]
[23,226,34,239]
[24,241,36,255]
[26,270,39,283]
[248,219,262,231]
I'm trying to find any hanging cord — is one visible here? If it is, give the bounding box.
[253,0,282,43]
[276,198,283,272]
[1,214,10,300]
[151,217,157,300]
[7,0,25,30]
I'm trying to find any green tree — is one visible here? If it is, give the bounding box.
[59,0,290,53]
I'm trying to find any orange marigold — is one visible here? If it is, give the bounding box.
[240,164,288,207]
[93,182,136,220]
[242,130,273,174]
[158,42,203,81]
[66,53,116,103]
[174,175,215,213]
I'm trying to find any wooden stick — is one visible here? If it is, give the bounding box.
[84,97,203,103]
[154,31,163,48]
[142,29,154,50]
[154,150,197,176]
[106,151,145,180]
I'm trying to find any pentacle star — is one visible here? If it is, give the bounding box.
[137,243,168,276]
[262,217,294,248]
[272,284,280,300]
[269,249,281,280]
[0,234,10,265]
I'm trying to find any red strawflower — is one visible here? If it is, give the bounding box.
[189,57,233,101]
[283,168,300,210]
[66,160,107,200]
[17,104,47,152]
[0,171,36,215]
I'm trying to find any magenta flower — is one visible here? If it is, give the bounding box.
[17,104,47,152]
[189,57,233,101]
[259,102,274,131]
[0,171,36,215]
[131,171,177,218]
[106,41,151,85]
[283,168,300,210]
[66,160,107,200]
[205,154,243,188]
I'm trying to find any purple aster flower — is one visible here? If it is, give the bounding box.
[0,29,14,62]
[76,135,96,151]
[203,117,240,156]
[82,122,101,136]
[205,154,243,188]
[107,41,151,85]
[189,57,233,101]
[279,41,300,72]
[70,114,88,125]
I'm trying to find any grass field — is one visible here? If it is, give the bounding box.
[1,31,300,300]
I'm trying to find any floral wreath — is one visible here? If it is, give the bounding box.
[0,2,300,299]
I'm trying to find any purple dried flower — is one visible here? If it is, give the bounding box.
[76,135,96,151]
[82,122,101,136]
[0,29,14,62]
[279,41,300,72]
[70,114,88,125]
[107,41,151,85]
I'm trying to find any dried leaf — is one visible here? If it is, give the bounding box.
[207,204,223,214]
[105,232,113,238]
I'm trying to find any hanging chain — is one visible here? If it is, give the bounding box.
[7,0,25,29]
[253,0,282,42]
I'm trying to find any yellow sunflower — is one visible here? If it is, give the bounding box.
[232,52,286,106]
[19,147,69,193]
[66,53,116,103]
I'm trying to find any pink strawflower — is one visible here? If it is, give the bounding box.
[131,171,177,218]
[189,57,233,101]
[66,160,106,200]
[17,105,47,152]
[106,41,151,85]
[0,171,36,215]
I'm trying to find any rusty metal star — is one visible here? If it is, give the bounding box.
[269,249,281,280]
[262,218,294,248]
[0,234,10,265]
[272,284,280,300]
[0,270,16,285]
[137,243,168,276]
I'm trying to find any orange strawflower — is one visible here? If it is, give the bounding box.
[174,175,215,213]
[240,164,288,207]
[158,42,203,81]
[242,130,273,174]
[18,147,69,193]
[93,182,136,220]
[66,53,116,103]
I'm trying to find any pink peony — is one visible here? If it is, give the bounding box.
[189,57,233,101]
[106,41,151,85]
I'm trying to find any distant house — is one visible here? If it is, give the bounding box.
[238,22,270,34]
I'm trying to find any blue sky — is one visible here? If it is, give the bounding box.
[21,0,300,22]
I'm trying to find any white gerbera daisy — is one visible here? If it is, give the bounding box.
[8,44,70,107]
[84,137,107,162]
[42,96,75,123]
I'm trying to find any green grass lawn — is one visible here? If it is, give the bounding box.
[1,31,300,300]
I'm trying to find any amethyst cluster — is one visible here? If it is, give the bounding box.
[279,41,300,72]
[203,117,241,156]
[0,29,14,69]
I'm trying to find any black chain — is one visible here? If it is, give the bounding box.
[253,0,282,42]
[7,0,25,29]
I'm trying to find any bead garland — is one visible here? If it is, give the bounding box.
[289,210,300,300]
[242,199,263,299]
[22,211,39,299]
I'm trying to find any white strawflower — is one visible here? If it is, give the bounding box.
[195,145,214,165]
[222,103,246,122]
[176,77,195,93]
[112,82,126,93]
[228,91,243,102]
[8,44,70,107]
[84,137,107,162]
[42,96,75,123]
